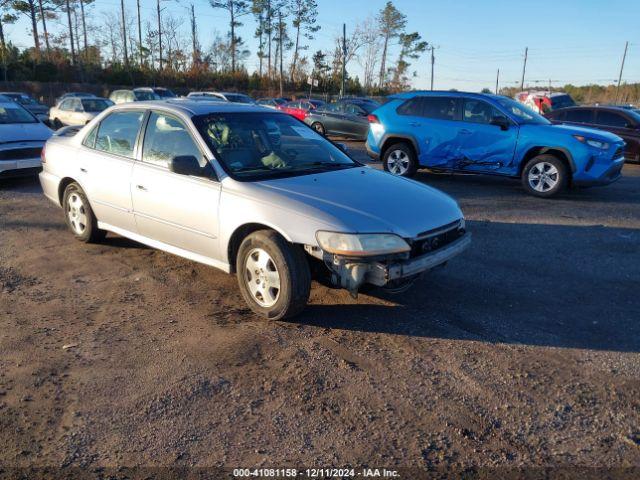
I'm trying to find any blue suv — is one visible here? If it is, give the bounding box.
[366,91,626,197]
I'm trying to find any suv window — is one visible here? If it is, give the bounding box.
[463,99,502,124]
[398,96,459,121]
[95,111,145,158]
[397,97,423,116]
[142,112,203,169]
[564,109,593,124]
[596,111,629,128]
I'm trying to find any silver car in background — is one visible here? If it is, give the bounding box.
[1,96,52,179]
[39,100,470,319]
[49,97,113,128]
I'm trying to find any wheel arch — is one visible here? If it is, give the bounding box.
[519,146,576,177]
[58,177,80,205]
[380,134,420,160]
[226,222,293,274]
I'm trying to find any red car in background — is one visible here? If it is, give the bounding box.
[280,99,325,121]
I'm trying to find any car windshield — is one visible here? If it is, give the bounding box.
[194,112,357,180]
[0,104,37,124]
[81,99,111,112]
[134,90,160,101]
[225,94,254,104]
[155,89,176,98]
[496,97,551,125]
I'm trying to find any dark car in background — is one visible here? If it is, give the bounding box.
[0,92,50,123]
[546,106,640,163]
[304,98,381,140]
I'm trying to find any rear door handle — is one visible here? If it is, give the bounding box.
[136,184,147,191]
[409,122,422,127]
[460,129,472,134]
[79,167,87,173]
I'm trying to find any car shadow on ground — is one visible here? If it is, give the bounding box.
[294,220,640,353]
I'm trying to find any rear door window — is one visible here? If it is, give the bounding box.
[564,109,593,124]
[421,97,460,121]
[95,111,145,158]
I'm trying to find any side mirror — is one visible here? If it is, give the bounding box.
[336,143,348,153]
[490,116,510,131]
[169,155,203,176]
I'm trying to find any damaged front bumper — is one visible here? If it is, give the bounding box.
[307,232,471,294]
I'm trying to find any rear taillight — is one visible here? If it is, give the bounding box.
[367,114,380,124]
[40,145,46,164]
[303,110,310,118]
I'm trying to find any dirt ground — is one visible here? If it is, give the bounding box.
[1,144,639,477]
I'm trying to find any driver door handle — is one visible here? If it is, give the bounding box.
[136,184,147,191]
[79,167,87,173]
[460,129,472,134]
[409,122,422,127]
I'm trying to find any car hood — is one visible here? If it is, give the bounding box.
[542,123,623,143]
[0,122,52,143]
[238,167,463,238]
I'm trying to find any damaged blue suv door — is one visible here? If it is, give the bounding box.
[366,91,626,197]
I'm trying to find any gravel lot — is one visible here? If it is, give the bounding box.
[1,142,639,475]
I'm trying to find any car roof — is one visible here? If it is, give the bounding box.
[110,99,273,116]
[0,92,27,96]
[392,90,507,101]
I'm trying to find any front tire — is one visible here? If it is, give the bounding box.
[383,142,418,177]
[311,122,325,136]
[62,182,106,243]
[236,230,311,320]
[521,154,568,197]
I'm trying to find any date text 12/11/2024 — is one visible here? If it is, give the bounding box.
[233,468,401,478]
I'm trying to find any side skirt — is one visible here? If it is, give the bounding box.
[97,221,232,274]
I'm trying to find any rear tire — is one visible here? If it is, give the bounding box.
[383,142,418,177]
[521,154,568,198]
[236,230,311,320]
[62,182,106,243]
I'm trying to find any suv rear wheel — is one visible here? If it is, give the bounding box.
[521,154,568,197]
[383,142,418,177]
[236,230,311,320]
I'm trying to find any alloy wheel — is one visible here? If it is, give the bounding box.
[244,248,281,308]
[528,162,559,193]
[387,149,410,175]
[67,192,88,235]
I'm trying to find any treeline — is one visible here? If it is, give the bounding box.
[0,0,428,96]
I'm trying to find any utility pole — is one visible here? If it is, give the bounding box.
[615,41,629,104]
[429,47,435,90]
[278,10,284,97]
[341,23,346,98]
[495,68,499,94]
[120,0,129,68]
[190,4,199,65]
[137,0,143,66]
[520,47,528,90]
[157,0,163,70]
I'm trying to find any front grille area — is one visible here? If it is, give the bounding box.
[613,146,624,159]
[409,221,464,258]
[0,147,42,161]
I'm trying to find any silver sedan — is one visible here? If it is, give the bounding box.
[39,100,470,319]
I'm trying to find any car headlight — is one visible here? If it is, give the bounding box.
[316,231,410,256]
[573,135,609,150]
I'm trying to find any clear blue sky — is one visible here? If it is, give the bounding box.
[6,0,639,91]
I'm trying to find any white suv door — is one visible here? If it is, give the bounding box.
[130,111,222,262]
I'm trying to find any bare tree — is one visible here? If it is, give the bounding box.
[357,16,381,90]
